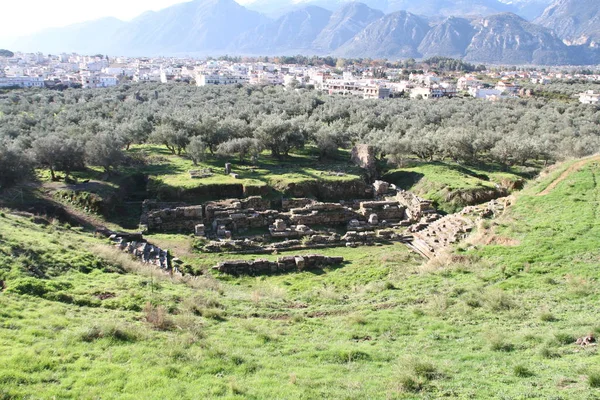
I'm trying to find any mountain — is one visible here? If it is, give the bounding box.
[12,17,126,54]
[7,0,597,65]
[418,17,476,58]
[233,6,331,54]
[334,11,430,58]
[535,0,600,47]
[464,12,571,64]
[383,0,512,17]
[312,2,384,52]
[497,0,553,20]
[242,0,536,19]
[112,0,265,55]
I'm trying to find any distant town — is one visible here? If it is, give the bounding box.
[1,51,599,105]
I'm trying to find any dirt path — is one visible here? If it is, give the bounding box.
[537,155,600,196]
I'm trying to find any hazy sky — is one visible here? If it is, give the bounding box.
[0,0,201,42]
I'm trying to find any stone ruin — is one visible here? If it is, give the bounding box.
[408,197,511,259]
[138,180,442,254]
[351,144,378,180]
[213,254,344,275]
[95,229,180,275]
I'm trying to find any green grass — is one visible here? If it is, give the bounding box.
[383,160,533,213]
[1,158,600,398]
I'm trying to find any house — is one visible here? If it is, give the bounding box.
[578,90,600,105]
[410,86,444,100]
[363,86,390,100]
[457,76,483,91]
[468,87,503,99]
[495,81,519,94]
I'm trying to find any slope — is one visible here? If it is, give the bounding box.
[1,158,600,398]
[535,0,600,46]
[334,11,430,58]
[232,6,332,54]
[312,2,384,52]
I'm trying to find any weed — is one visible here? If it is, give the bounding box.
[79,323,138,343]
[143,303,174,331]
[513,364,534,378]
[553,332,575,346]
[489,334,515,352]
[397,374,424,393]
[540,312,558,322]
[588,372,600,388]
[484,289,515,311]
[539,346,560,359]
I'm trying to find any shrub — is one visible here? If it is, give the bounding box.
[6,278,48,297]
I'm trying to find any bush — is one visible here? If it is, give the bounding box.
[6,278,48,297]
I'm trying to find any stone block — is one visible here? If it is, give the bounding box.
[373,180,390,195]
[368,214,379,225]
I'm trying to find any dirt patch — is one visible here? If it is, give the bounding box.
[538,155,600,196]
[483,235,520,247]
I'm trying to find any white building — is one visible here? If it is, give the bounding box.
[579,90,600,105]
[196,74,249,86]
[0,76,44,88]
[410,86,444,100]
[468,87,503,99]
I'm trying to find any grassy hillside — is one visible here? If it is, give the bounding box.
[1,158,600,399]
[383,161,531,213]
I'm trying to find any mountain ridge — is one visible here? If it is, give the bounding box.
[9,0,599,65]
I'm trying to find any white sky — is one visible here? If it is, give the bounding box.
[0,0,202,42]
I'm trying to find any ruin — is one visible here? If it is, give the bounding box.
[213,254,344,275]
[96,230,179,274]
[138,180,443,254]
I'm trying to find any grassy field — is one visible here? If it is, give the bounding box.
[1,158,600,399]
[383,161,534,213]
[35,144,363,191]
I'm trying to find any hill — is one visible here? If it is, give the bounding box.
[1,152,600,397]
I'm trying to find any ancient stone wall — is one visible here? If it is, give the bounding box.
[394,190,437,221]
[213,254,344,275]
[288,202,358,226]
[358,200,406,221]
[144,205,204,232]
